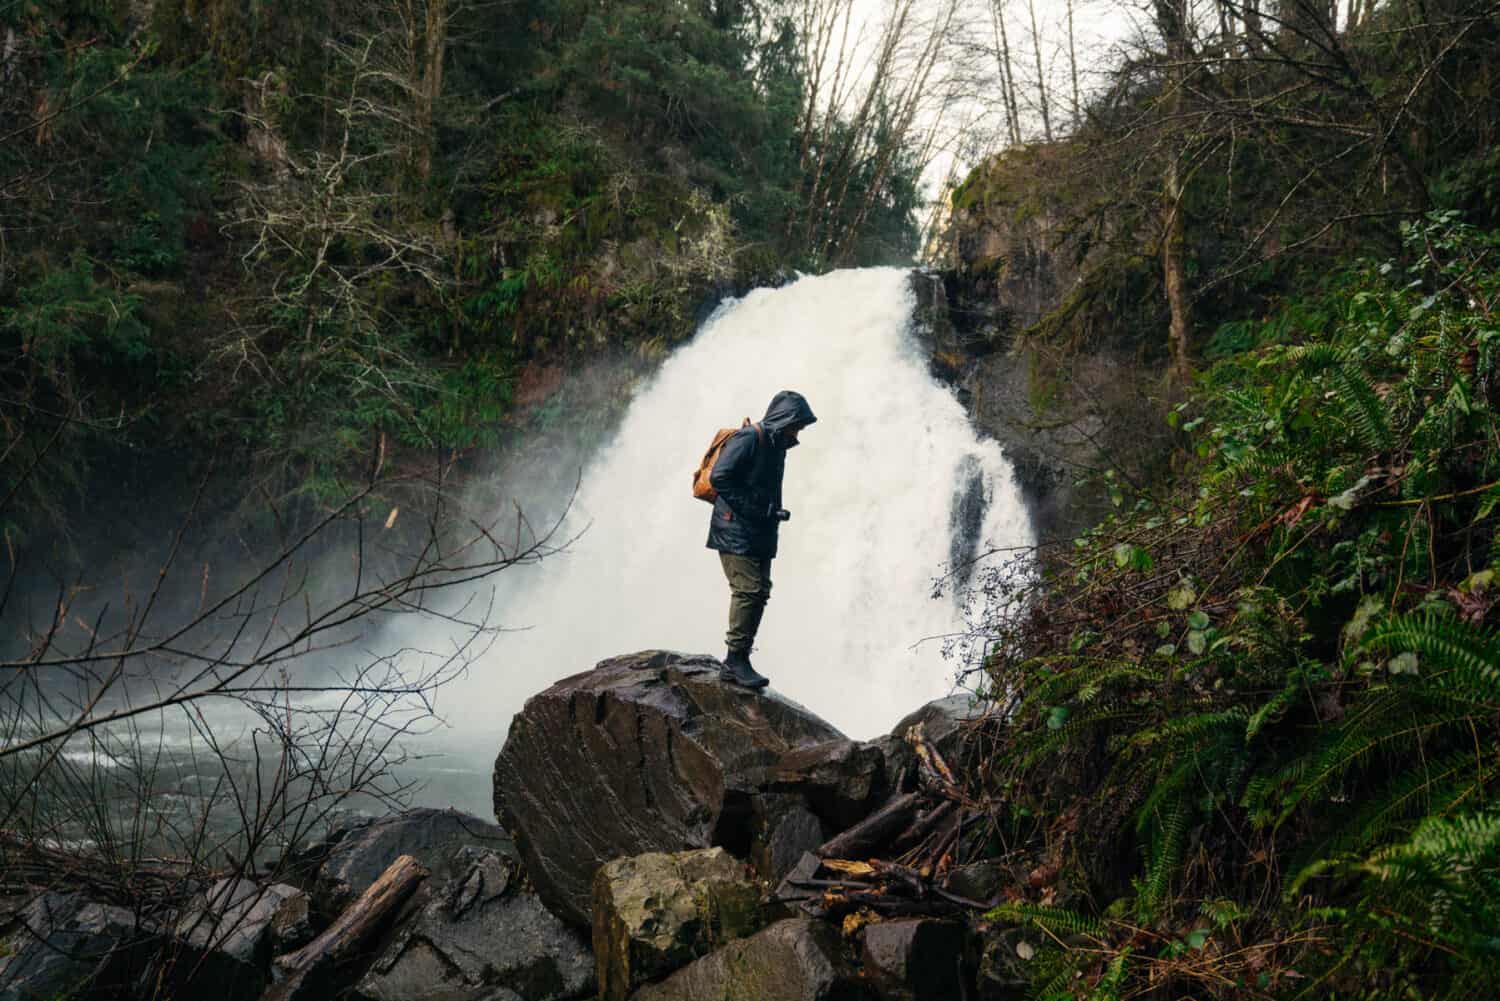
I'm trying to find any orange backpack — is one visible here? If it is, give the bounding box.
[692,419,762,503]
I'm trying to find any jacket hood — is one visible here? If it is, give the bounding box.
[762,390,817,446]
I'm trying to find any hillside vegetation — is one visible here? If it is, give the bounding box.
[0,0,924,562]
[945,1,1500,997]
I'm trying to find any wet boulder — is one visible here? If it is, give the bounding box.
[860,918,968,1001]
[0,892,157,1001]
[942,860,1006,905]
[159,879,309,999]
[628,918,872,1001]
[766,739,888,830]
[592,847,765,1001]
[749,794,825,883]
[876,694,990,781]
[176,878,309,965]
[493,651,844,925]
[355,846,593,1001]
[308,808,515,915]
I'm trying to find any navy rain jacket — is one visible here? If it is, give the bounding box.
[705,390,818,559]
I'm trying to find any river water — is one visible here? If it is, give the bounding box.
[404,267,1033,814]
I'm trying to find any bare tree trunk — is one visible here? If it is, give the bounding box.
[804,0,914,254]
[1216,0,1235,39]
[1242,0,1263,50]
[991,0,1022,145]
[417,0,446,182]
[1026,0,1053,141]
[1157,0,1193,380]
[1162,153,1192,382]
[1066,0,1081,131]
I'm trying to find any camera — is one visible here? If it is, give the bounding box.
[772,508,791,522]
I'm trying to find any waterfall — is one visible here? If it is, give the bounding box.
[428,267,1032,760]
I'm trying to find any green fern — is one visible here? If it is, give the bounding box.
[1290,750,1488,886]
[1129,707,1248,749]
[986,901,1108,939]
[1136,794,1190,920]
[1090,947,1131,1001]
[1361,612,1500,707]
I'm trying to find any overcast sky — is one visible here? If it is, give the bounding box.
[835,0,1143,218]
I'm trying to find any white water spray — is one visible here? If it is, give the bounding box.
[428,268,1030,757]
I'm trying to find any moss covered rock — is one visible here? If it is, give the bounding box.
[592,847,765,1001]
[628,918,872,1001]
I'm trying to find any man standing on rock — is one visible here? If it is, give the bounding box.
[707,390,818,689]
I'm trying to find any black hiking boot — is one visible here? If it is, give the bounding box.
[720,648,769,689]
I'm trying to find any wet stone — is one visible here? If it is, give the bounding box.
[355,847,593,1001]
[0,892,157,1001]
[592,847,765,1001]
[860,918,967,1001]
[629,918,873,1001]
[493,650,845,926]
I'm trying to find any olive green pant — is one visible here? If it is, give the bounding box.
[720,553,773,654]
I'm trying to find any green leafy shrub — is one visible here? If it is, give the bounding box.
[967,215,1500,998]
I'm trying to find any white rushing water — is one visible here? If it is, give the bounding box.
[424,267,1032,758]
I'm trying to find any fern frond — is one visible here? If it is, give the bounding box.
[1362,612,1500,707]
[986,901,1108,939]
[1090,947,1131,1001]
[1278,695,1465,821]
[1307,750,1488,864]
[1016,657,1164,712]
[1025,964,1080,1001]
[1130,707,1248,749]
[1368,810,1500,877]
[1330,359,1395,452]
[1246,668,1311,740]
[1137,795,1189,920]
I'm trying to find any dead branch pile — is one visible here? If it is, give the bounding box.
[775,721,997,921]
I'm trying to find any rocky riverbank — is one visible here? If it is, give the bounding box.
[2,651,1032,1001]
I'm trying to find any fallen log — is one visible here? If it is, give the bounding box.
[265,853,427,1001]
[889,800,957,857]
[816,792,921,860]
[813,888,955,918]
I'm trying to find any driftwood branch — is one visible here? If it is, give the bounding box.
[266,854,428,1001]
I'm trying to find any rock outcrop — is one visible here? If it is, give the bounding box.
[591,847,764,1001]
[492,650,848,925]
[915,143,1175,546]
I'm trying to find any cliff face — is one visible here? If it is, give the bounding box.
[917,144,1174,545]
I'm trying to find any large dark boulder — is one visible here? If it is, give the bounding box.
[355,846,593,1001]
[308,808,514,915]
[0,893,157,1001]
[493,651,845,925]
[628,918,872,1001]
